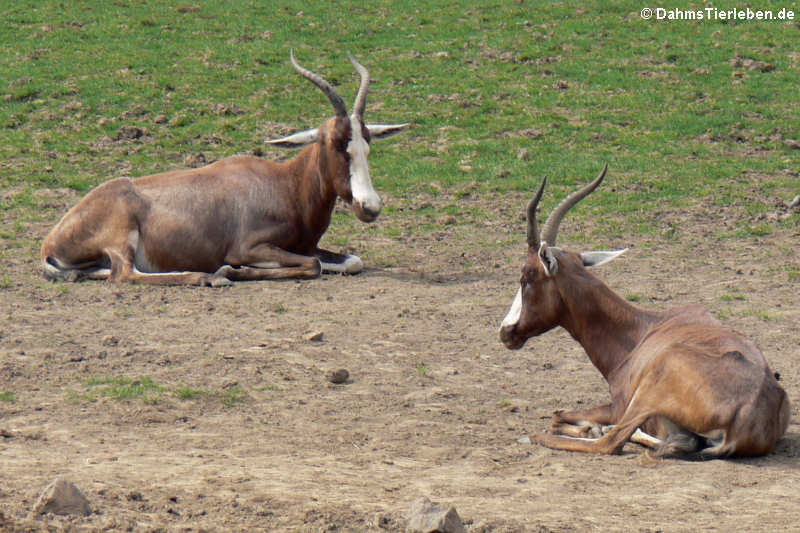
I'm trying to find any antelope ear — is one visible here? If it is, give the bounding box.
[366,123,409,140]
[580,249,628,268]
[538,243,559,276]
[266,128,320,148]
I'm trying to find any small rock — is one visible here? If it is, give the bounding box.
[32,478,91,517]
[406,496,466,533]
[788,195,799,210]
[304,331,324,342]
[101,335,119,347]
[517,435,532,445]
[328,369,349,384]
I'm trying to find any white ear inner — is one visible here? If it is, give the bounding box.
[265,128,320,148]
[366,123,410,139]
[347,116,381,213]
[501,287,523,328]
[580,248,628,268]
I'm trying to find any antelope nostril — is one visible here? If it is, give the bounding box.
[363,206,381,220]
[354,201,381,222]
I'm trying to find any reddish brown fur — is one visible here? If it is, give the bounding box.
[41,52,408,286]
[500,209,790,459]
[42,117,391,285]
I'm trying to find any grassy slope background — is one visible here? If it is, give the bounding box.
[0,0,798,268]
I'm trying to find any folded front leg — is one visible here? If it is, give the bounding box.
[550,403,614,438]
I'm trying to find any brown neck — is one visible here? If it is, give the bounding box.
[556,267,661,379]
[284,144,339,251]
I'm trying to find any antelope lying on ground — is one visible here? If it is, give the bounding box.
[499,165,790,458]
[41,51,407,286]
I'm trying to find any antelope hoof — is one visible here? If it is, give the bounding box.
[210,276,233,288]
[208,265,235,286]
[341,254,363,274]
[319,254,363,275]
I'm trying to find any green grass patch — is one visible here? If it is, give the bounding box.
[0,391,16,402]
[174,387,206,400]
[220,385,247,407]
[72,376,247,406]
[720,292,747,302]
[1,0,797,249]
[82,376,167,404]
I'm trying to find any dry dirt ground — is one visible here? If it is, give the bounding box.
[1,188,799,532]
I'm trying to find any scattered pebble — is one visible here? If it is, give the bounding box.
[101,335,119,347]
[328,369,349,384]
[406,496,466,533]
[304,331,324,342]
[32,478,91,517]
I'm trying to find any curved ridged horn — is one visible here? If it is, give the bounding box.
[526,178,547,249]
[347,52,370,119]
[540,164,608,247]
[290,49,348,118]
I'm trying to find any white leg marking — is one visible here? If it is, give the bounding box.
[250,261,282,269]
[320,254,363,274]
[501,288,522,328]
[87,268,112,280]
[347,116,382,215]
[630,428,663,449]
[132,267,196,277]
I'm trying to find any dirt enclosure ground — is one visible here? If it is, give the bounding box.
[1,189,799,532]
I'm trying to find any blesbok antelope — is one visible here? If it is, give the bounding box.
[499,165,790,458]
[41,51,407,286]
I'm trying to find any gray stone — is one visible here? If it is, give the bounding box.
[32,478,91,517]
[328,368,349,384]
[406,496,466,533]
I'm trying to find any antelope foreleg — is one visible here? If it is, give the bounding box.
[535,410,653,455]
[226,243,322,280]
[551,403,614,439]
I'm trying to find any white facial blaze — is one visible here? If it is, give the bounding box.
[347,115,382,214]
[501,287,523,328]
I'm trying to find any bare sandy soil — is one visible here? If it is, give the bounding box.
[1,189,799,532]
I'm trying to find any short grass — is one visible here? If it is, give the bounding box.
[71,375,248,407]
[1,1,798,247]
[0,391,16,402]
